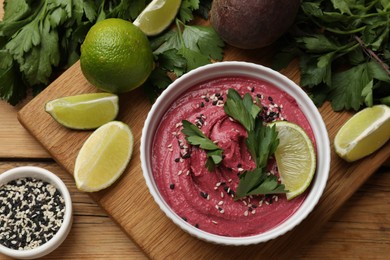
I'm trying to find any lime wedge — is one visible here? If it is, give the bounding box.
[334,105,390,162]
[45,93,119,130]
[133,0,182,36]
[74,121,134,192]
[271,121,316,200]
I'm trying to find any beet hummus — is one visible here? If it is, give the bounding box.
[151,77,316,237]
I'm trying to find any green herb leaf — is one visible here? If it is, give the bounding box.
[181,120,223,171]
[179,0,200,23]
[247,120,279,169]
[223,89,285,199]
[224,89,260,132]
[275,0,390,111]
[235,169,287,200]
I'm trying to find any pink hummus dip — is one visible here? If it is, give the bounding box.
[151,77,316,237]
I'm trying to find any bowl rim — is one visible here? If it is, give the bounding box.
[0,166,73,259]
[140,61,330,245]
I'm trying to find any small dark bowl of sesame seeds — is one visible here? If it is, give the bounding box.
[0,166,72,259]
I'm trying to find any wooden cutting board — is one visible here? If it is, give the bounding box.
[18,46,389,259]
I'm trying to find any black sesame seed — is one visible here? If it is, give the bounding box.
[200,191,208,199]
[200,102,205,107]
[204,97,209,102]
[268,96,273,102]
[174,158,180,162]
[212,100,218,106]
[182,217,187,221]
[169,183,175,190]
[195,223,199,228]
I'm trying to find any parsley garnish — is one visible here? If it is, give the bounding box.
[273,0,390,111]
[182,89,286,199]
[181,120,223,171]
[224,89,287,200]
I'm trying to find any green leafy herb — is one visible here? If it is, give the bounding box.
[235,169,288,199]
[273,0,390,111]
[0,0,151,105]
[246,120,279,169]
[224,89,287,199]
[0,0,220,105]
[224,89,261,132]
[181,120,223,171]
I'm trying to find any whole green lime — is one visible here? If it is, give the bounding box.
[80,18,154,93]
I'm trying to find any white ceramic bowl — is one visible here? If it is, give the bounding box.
[140,61,330,245]
[0,166,73,259]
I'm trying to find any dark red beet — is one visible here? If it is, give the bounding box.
[210,0,300,49]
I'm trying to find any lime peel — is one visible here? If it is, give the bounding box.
[133,0,182,36]
[334,105,390,162]
[271,121,316,200]
[45,93,119,130]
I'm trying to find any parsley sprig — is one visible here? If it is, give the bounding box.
[0,0,221,105]
[181,120,223,171]
[224,89,287,199]
[181,89,287,199]
[274,0,390,111]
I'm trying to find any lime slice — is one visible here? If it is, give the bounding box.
[271,121,316,200]
[334,105,390,162]
[74,121,134,192]
[45,93,119,130]
[133,0,182,36]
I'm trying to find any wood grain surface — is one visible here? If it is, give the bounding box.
[17,57,390,259]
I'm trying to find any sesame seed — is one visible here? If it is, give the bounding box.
[218,201,224,206]
[0,178,65,250]
[169,184,175,190]
[244,210,249,217]
[212,220,218,225]
[200,191,208,199]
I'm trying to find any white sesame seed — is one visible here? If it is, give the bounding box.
[251,210,256,215]
[218,201,224,206]
[177,170,182,176]
[212,220,218,225]
[244,210,249,216]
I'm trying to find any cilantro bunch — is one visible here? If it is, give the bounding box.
[0,0,221,105]
[274,0,390,111]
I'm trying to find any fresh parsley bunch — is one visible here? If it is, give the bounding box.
[0,0,221,105]
[274,0,390,111]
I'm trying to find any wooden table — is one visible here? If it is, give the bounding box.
[1,3,389,259]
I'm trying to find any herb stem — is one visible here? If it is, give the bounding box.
[354,35,390,76]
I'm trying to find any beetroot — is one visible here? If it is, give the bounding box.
[210,0,300,49]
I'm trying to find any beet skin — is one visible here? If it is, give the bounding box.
[210,0,300,49]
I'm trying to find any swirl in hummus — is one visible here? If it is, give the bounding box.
[151,77,316,237]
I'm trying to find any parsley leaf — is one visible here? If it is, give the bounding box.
[247,120,279,169]
[224,89,286,199]
[0,0,148,105]
[274,0,390,111]
[235,169,287,200]
[179,0,200,23]
[181,120,223,171]
[224,89,260,132]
